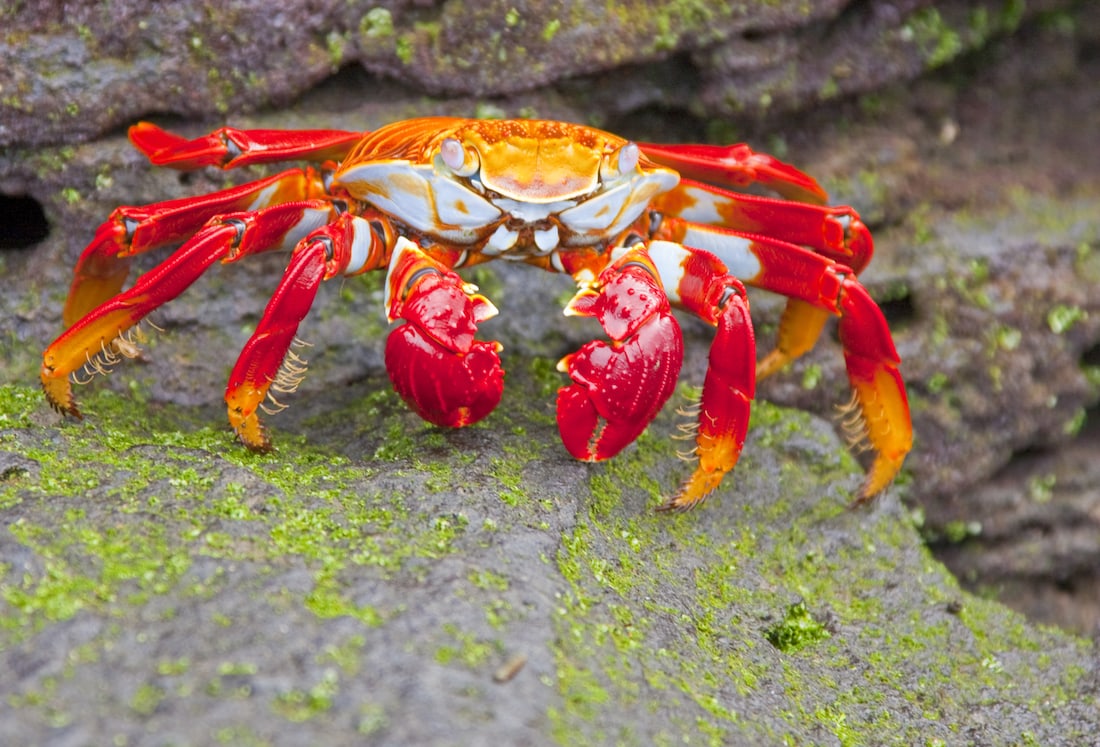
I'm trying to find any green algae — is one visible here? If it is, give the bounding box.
[2,353,1094,743]
[546,396,1093,744]
[765,599,831,652]
[0,382,474,643]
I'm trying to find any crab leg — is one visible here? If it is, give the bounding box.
[41,201,337,418]
[660,219,911,502]
[639,142,828,205]
[556,246,684,463]
[225,212,392,448]
[631,241,755,511]
[652,181,872,272]
[128,122,362,171]
[383,238,505,429]
[63,169,327,326]
[653,180,874,380]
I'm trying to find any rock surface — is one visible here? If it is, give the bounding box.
[1,0,1052,147]
[2,1,1100,744]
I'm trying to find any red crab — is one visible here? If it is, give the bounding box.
[40,117,912,511]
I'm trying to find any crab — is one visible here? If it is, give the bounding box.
[40,117,912,511]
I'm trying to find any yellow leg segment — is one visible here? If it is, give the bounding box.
[757,299,830,379]
[847,364,912,504]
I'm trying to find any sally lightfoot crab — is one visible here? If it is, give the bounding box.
[40,117,912,511]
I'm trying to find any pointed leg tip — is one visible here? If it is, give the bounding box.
[41,375,83,420]
[657,469,724,513]
[847,489,878,510]
[238,431,274,454]
[231,412,273,453]
[848,454,906,508]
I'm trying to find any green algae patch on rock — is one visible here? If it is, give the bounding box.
[764,599,831,653]
[547,400,1097,745]
[2,375,1097,744]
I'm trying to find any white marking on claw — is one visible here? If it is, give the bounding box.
[646,240,692,304]
[344,216,374,275]
[680,227,761,281]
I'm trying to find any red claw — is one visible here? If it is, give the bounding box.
[385,325,504,428]
[556,248,684,461]
[384,241,504,428]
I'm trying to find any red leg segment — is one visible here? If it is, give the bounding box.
[658,219,911,501]
[129,122,362,171]
[41,201,338,418]
[652,180,874,381]
[639,142,828,205]
[556,246,684,463]
[651,181,872,272]
[383,238,505,429]
[639,241,756,511]
[63,169,327,326]
[225,213,391,448]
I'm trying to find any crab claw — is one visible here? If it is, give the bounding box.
[556,247,683,461]
[384,239,504,428]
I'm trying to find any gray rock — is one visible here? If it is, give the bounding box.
[3,2,1100,744]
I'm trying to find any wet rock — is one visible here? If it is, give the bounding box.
[3,2,1100,743]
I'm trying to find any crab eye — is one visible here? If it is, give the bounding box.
[601,142,640,180]
[617,142,639,174]
[440,137,479,176]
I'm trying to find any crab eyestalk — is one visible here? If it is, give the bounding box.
[438,137,480,176]
[601,142,640,181]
